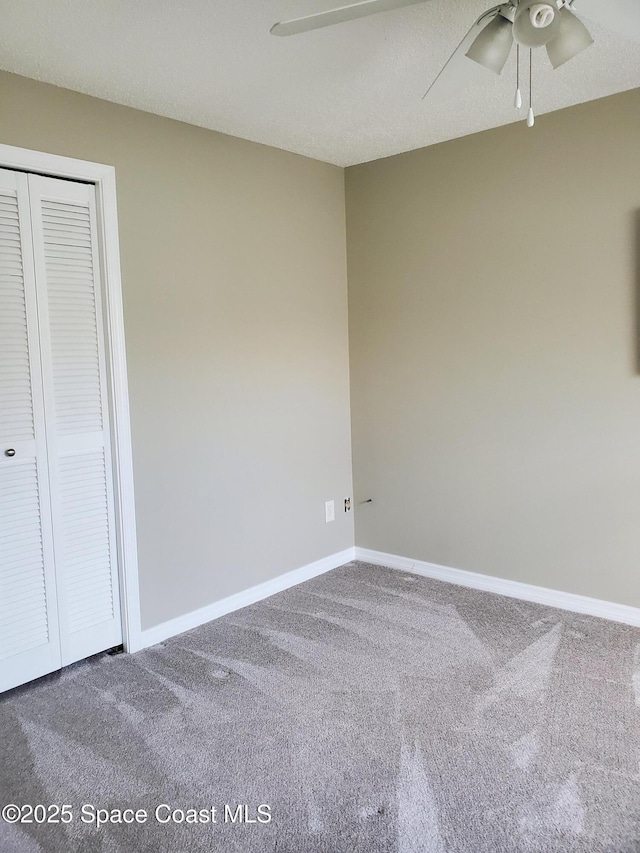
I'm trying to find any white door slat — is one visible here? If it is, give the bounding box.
[0,327,29,339]
[1,540,44,561]
[56,412,103,426]
[69,612,113,635]
[0,624,49,652]
[0,526,43,547]
[51,384,101,396]
[41,231,92,243]
[53,366,101,376]
[57,425,104,438]
[0,607,47,634]
[63,514,110,534]
[0,604,50,634]
[0,421,34,440]
[0,355,31,367]
[0,551,48,576]
[0,577,46,604]
[1,496,42,516]
[57,419,103,431]
[1,583,47,610]
[0,469,38,486]
[46,252,93,264]
[48,307,97,319]
[0,467,38,486]
[60,480,106,502]
[67,604,114,628]
[59,473,107,489]
[43,219,92,231]
[0,459,37,476]
[0,627,49,652]
[0,588,46,618]
[65,531,110,567]
[0,610,47,637]
[58,458,105,474]
[59,452,105,468]
[0,632,51,662]
[1,558,46,582]
[64,555,112,578]
[51,356,100,367]
[45,274,94,284]
[0,373,33,386]
[54,394,102,405]
[0,515,42,536]
[60,488,108,504]
[61,515,108,534]
[46,274,95,283]
[1,572,46,595]
[43,231,92,243]
[0,483,40,498]
[0,500,44,521]
[65,543,112,565]
[66,577,113,600]
[41,202,90,216]
[0,585,47,611]
[0,392,34,404]
[64,536,110,556]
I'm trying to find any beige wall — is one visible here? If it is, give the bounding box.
[3,67,638,625]
[346,89,640,608]
[0,71,353,629]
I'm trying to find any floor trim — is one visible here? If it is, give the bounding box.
[355,547,640,628]
[140,547,356,648]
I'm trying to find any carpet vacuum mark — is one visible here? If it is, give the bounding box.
[1,561,639,852]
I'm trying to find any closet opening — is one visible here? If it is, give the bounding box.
[0,145,141,694]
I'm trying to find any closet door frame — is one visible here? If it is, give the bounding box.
[0,143,143,654]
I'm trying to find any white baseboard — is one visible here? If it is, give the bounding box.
[355,547,640,628]
[140,547,356,649]
[138,544,640,648]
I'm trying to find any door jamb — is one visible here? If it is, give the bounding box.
[0,143,143,653]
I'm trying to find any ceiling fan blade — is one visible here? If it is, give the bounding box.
[569,0,640,44]
[271,0,429,36]
[422,7,502,100]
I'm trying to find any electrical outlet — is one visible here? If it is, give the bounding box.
[325,500,335,523]
[344,497,351,512]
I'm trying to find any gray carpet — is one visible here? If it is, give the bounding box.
[1,561,640,853]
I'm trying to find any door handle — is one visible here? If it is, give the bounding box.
[4,448,15,457]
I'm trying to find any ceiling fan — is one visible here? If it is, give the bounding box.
[271,0,640,127]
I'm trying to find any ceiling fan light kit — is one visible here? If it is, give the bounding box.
[465,14,514,74]
[512,1,561,47]
[271,0,637,131]
[546,7,595,68]
[454,0,593,127]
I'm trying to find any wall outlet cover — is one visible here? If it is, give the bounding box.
[325,500,335,523]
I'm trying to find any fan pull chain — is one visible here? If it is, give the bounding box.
[514,44,522,109]
[527,48,535,127]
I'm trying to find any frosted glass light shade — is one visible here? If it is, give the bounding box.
[513,1,560,47]
[466,14,514,74]
[546,8,594,68]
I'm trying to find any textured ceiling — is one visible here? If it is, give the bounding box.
[0,0,638,166]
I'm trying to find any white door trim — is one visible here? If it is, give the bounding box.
[0,143,143,654]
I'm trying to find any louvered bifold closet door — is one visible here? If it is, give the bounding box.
[28,175,122,667]
[0,169,62,693]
